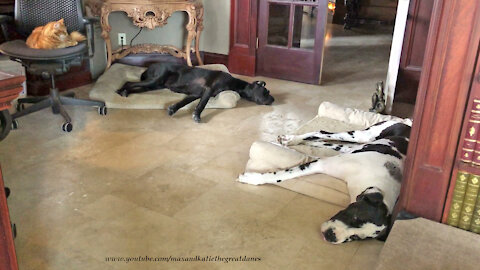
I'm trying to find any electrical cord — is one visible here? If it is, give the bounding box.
[130,28,143,47]
[120,28,143,52]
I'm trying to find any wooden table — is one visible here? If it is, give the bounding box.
[0,71,25,141]
[99,0,204,69]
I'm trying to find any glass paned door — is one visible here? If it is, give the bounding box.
[257,0,327,84]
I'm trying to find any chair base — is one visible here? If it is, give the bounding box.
[11,87,107,132]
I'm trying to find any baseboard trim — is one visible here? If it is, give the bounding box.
[114,52,229,67]
[203,52,229,66]
[114,52,203,67]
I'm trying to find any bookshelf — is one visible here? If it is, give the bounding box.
[442,57,480,226]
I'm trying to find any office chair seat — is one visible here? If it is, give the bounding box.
[0,40,87,60]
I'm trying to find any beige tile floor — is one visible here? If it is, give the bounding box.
[0,24,399,269]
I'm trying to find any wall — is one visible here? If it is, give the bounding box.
[334,0,398,24]
[107,0,230,55]
[359,0,398,23]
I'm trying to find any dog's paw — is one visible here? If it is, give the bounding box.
[167,105,176,116]
[237,173,263,185]
[277,135,298,146]
[192,114,201,123]
[116,89,129,97]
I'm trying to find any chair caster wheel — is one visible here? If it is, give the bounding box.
[16,103,25,112]
[11,120,18,130]
[62,122,73,132]
[98,106,107,116]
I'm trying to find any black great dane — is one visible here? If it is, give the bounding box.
[116,62,275,122]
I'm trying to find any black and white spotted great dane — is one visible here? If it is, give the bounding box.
[238,120,411,244]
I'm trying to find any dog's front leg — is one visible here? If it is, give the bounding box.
[298,141,362,153]
[278,121,399,145]
[167,95,200,116]
[116,77,160,97]
[192,88,213,123]
[238,159,325,185]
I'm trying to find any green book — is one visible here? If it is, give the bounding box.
[458,173,480,230]
[447,171,470,226]
[469,192,480,233]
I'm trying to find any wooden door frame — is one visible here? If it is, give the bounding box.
[384,0,411,113]
[396,0,480,221]
[387,0,435,111]
[228,0,259,76]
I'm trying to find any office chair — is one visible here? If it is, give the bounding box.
[0,0,107,133]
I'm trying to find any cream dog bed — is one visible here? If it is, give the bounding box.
[89,63,241,110]
[245,102,411,206]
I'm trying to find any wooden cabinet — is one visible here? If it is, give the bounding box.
[0,166,18,270]
[396,0,480,222]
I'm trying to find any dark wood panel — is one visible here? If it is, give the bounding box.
[394,0,434,104]
[332,0,346,25]
[236,0,251,45]
[257,47,318,83]
[228,0,258,76]
[114,52,203,67]
[0,166,18,270]
[26,60,92,96]
[397,0,480,221]
[114,52,226,67]
[0,0,14,14]
[203,52,229,66]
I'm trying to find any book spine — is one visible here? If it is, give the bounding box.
[458,174,480,230]
[461,99,480,163]
[469,191,480,233]
[447,171,470,226]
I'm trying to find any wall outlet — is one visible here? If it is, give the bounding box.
[118,33,126,46]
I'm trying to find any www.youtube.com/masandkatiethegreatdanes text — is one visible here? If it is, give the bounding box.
[105,255,262,264]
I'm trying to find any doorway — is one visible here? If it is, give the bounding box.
[256,0,327,84]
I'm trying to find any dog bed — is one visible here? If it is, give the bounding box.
[244,102,411,207]
[89,63,241,110]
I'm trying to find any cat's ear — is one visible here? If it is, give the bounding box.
[55,19,64,29]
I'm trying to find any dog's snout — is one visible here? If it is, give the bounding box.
[322,228,337,243]
[266,96,275,105]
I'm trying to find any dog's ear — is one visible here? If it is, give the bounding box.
[254,81,266,87]
[376,215,392,241]
[356,187,384,205]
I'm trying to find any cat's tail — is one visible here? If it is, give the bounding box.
[70,31,86,42]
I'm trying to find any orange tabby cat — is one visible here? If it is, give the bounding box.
[26,19,86,49]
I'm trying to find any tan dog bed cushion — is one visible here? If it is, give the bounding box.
[89,63,241,110]
[245,102,410,206]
